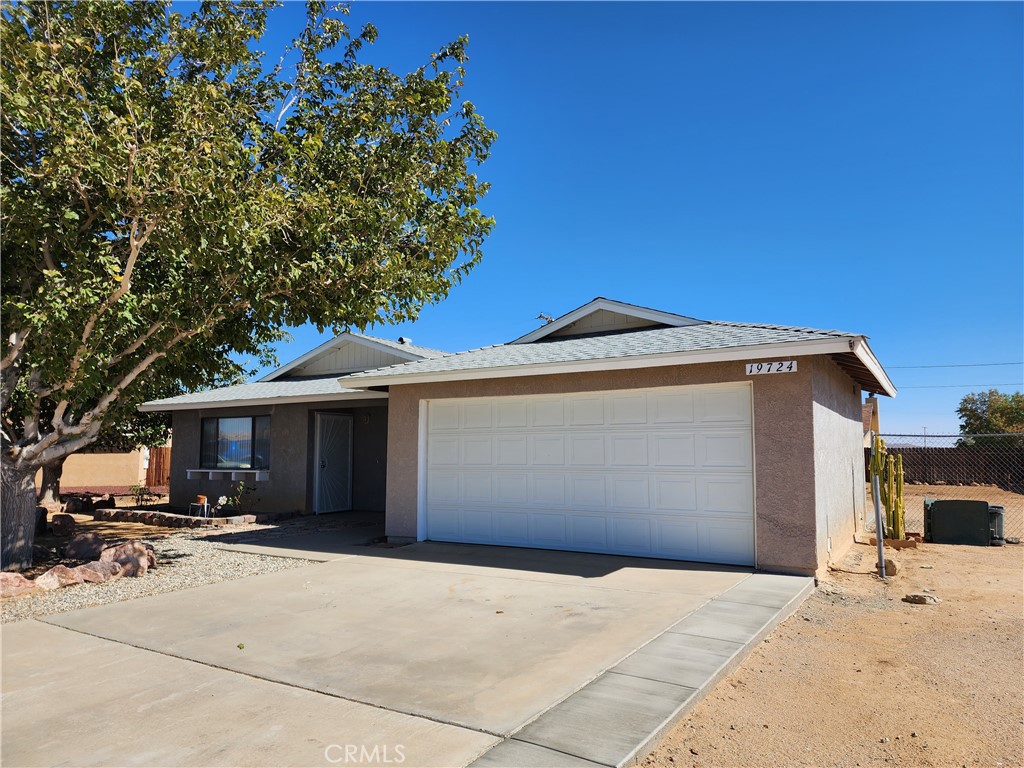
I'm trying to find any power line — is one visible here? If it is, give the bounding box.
[898,383,1024,389]
[889,362,1022,369]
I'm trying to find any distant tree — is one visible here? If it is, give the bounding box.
[1,0,495,569]
[957,390,1024,435]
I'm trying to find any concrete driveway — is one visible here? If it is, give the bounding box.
[1,542,812,767]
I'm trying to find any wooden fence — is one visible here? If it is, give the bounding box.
[146,446,171,488]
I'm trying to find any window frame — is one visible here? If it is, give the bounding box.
[199,415,271,471]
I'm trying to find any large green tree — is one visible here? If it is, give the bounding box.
[1,0,495,569]
[957,390,1024,435]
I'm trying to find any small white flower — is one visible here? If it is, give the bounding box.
[218,496,228,506]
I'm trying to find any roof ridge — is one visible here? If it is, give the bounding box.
[706,319,855,337]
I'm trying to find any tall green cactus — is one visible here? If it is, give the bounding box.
[870,435,906,540]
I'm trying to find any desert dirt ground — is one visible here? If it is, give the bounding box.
[642,540,1024,768]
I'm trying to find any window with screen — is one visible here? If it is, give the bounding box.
[200,416,271,470]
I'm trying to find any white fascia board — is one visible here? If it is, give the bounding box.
[851,337,898,397]
[347,337,856,387]
[260,333,424,381]
[138,389,386,412]
[510,298,704,344]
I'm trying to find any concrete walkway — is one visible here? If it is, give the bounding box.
[1,543,812,767]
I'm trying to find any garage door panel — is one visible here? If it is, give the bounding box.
[611,476,651,508]
[653,434,697,467]
[532,474,567,505]
[495,474,529,504]
[463,509,493,539]
[531,398,565,427]
[571,476,606,507]
[496,400,527,428]
[700,476,754,515]
[650,391,696,424]
[612,517,653,553]
[462,437,493,465]
[655,477,699,511]
[531,435,566,465]
[428,472,460,503]
[428,436,461,466]
[698,389,751,424]
[609,434,648,466]
[701,520,755,562]
[609,393,647,424]
[495,436,528,465]
[656,519,702,558]
[570,397,605,426]
[494,511,529,543]
[426,385,753,565]
[428,507,460,539]
[463,401,493,429]
[462,474,492,503]
[572,516,608,548]
[698,431,753,470]
[569,435,605,465]
[531,513,568,546]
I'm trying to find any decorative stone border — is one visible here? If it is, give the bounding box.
[89,508,271,529]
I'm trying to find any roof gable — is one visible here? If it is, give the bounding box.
[260,332,445,381]
[512,298,705,344]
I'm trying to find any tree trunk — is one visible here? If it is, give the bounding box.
[38,456,65,506]
[2,460,39,572]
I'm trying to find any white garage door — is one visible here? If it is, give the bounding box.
[424,383,755,565]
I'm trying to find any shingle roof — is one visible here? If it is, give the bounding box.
[360,334,447,359]
[138,375,378,411]
[343,320,855,381]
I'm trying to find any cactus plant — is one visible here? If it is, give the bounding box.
[870,435,906,540]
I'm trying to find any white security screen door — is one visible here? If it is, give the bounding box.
[424,384,755,565]
[314,413,353,513]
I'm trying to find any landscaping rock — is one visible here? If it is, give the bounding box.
[99,540,157,577]
[94,495,117,510]
[35,564,85,591]
[51,513,76,536]
[0,572,44,599]
[903,593,941,605]
[63,532,108,560]
[73,560,123,583]
[877,556,899,577]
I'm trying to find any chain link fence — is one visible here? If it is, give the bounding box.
[866,434,1023,540]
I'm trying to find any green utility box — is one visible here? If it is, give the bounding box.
[924,499,1006,546]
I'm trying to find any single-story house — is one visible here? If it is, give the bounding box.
[141,298,896,576]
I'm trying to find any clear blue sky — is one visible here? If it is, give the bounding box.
[250,1,1023,436]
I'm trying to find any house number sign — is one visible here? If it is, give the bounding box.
[746,361,797,375]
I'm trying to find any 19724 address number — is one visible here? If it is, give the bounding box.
[746,361,797,375]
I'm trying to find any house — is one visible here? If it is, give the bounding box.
[141,298,896,576]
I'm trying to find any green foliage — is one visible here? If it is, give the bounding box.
[1,0,495,477]
[129,483,157,507]
[957,390,1024,436]
[214,480,259,515]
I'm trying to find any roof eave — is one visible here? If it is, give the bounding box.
[260,332,429,382]
[138,389,386,412]
[344,337,859,387]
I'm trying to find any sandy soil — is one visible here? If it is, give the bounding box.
[642,540,1024,768]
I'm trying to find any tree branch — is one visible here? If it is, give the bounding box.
[62,216,157,392]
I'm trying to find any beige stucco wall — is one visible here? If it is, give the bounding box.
[383,358,836,575]
[811,358,867,569]
[170,399,388,513]
[35,450,147,489]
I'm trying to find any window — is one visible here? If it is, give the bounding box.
[201,416,271,470]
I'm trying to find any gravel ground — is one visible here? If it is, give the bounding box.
[1,528,317,624]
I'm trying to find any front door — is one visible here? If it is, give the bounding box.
[314,413,353,513]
